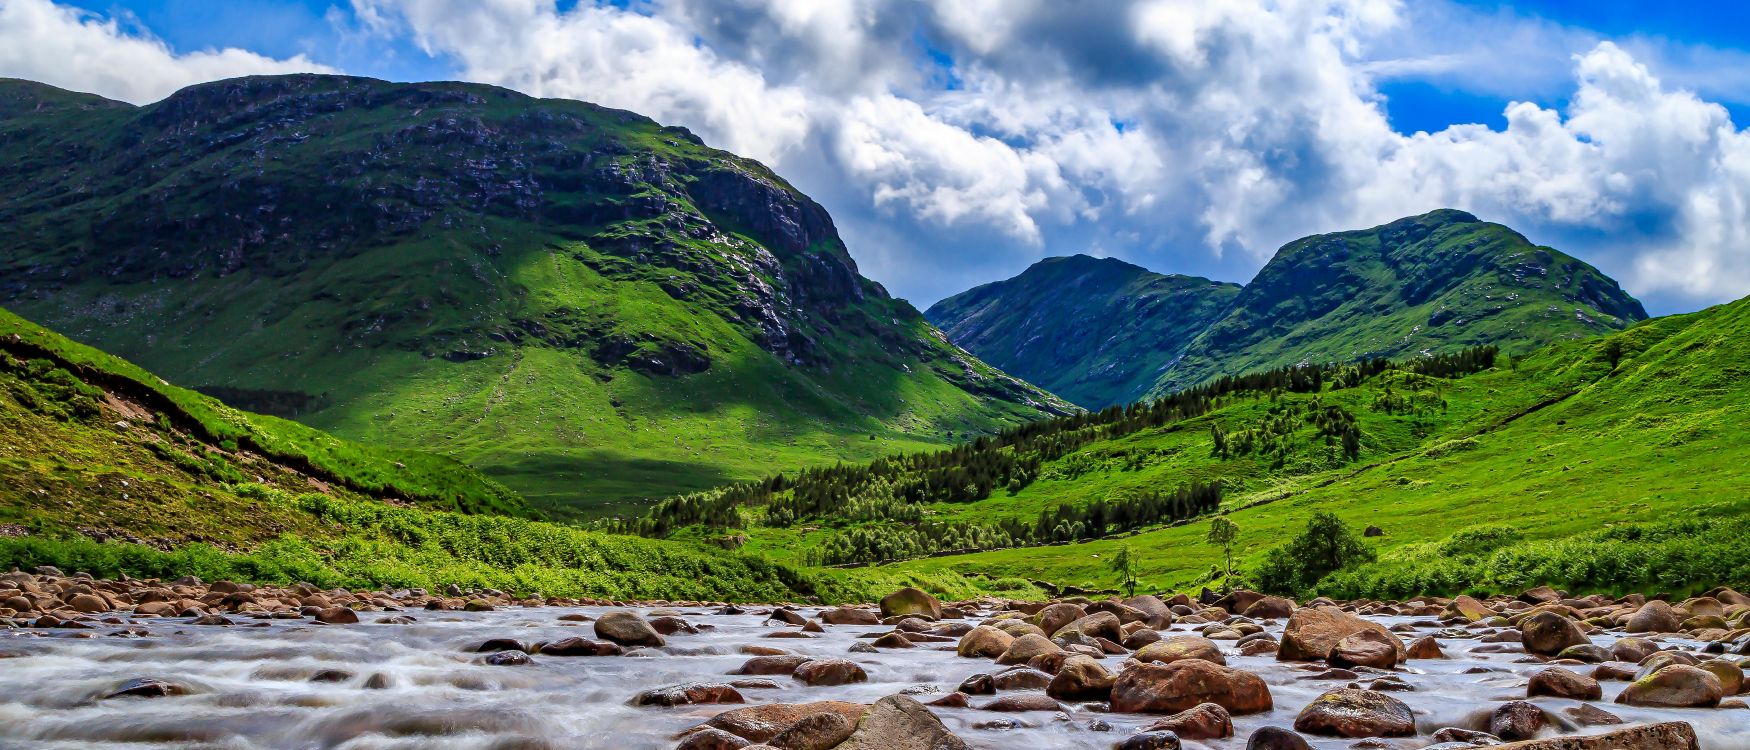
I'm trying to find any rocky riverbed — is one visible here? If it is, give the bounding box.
[1,570,1748,749]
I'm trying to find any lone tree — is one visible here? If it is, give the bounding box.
[1255,510,1376,595]
[1206,516,1240,591]
[1107,544,1139,598]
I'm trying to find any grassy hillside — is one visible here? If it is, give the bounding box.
[926,255,1240,408]
[632,293,1750,598]
[1146,209,1648,396]
[0,75,1065,519]
[0,304,979,603]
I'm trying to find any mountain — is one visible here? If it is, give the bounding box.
[637,291,1750,598]
[929,210,1648,406]
[1147,209,1647,395]
[925,255,1241,408]
[0,75,1067,517]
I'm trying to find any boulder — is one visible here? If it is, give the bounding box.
[1244,596,1295,620]
[677,727,749,750]
[1046,654,1115,701]
[956,625,1015,658]
[1407,636,1445,660]
[1487,721,1697,750]
[991,667,1052,691]
[1292,689,1415,738]
[871,632,913,649]
[820,607,880,626]
[766,712,855,750]
[65,593,108,613]
[879,588,941,620]
[314,607,359,625]
[695,702,866,744]
[103,678,188,699]
[1144,702,1233,740]
[1625,601,1681,634]
[1057,611,1122,642]
[1134,635,1225,666]
[793,659,867,687]
[1109,659,1273,715]
[1278,606,1404,663]
[1447,595,1494,622]
[1520,612,1587,656]
[1615,665,1724,708]
[1561,704,1624,727]
[1032,603,1085,636]
[996,633,1063,665]
[1328,629,1401,670]
[1528,667,1602,700]
[1490,700,1547,741]
[1246,726,1313,750]
[1697,659,1743,695]
[832,695,968,750]
[734,655,814,675]
[1123,595,1176,628]
[632,683,744,707]
[1116,731,1182,750]
[1610,637,1659,663]
[981,694,1063,712]
[595,611,666,648]
[540,637,621,657]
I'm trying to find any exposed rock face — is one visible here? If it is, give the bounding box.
[1291,688,1415,738]
[1109,659,1273,715]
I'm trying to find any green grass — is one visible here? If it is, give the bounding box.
[646,293,1750,599]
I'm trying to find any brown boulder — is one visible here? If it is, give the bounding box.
[1625,601,1681,634]
[1520,611,1587,656]
[1615,665,1724,708]
[995,633,1063,665]
[1032,602,1085,637]
[879,588,941,620]
[734,655,814,675]
[981,694,1063,712]
[820,607,879,626]
[1328,629,1401,670]
[1109,659,1273,715]
[1046,654,1115,701]
[956,625,1014,658]
[595,611,666,647]
[1134,635,1225,666]
[793,659,867,687]
[1488,721,1696,750]
[833,695,968,750]
[1490,700,1547,741]
[1406,636,1445,659]
[766,712,855,750]
[695,702,866,744]
[632,683,744,707]
[1528,667,1602,700]
[1244,596,1295,620]
[1277,606,1404,663]
[314,607,359,624]
[1292,688,1415,738]
[1144,702,1233,740]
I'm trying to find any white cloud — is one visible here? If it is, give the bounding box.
[7,0,1750,311]
[0,0,334,104]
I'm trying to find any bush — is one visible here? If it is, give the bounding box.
[1254,511,1376,595]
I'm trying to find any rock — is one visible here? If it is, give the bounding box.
[540,637,622,656]
[1030,603,1085,636]
[1046,654,1114,701]
[1244,596,1295,620]
[596,611,666,648]
[871,632,913,649]
[820,607,879,626]
[65,593,108,613]
[313,607,359,624]
[958,673,994,694]
[677,727,751,750]
[1407,636,1445,659]
[483,651,529,666]
[1520,612,1586,656]
[1561,703,1623,727]
[1528,667,1602,700]
[1634,651,1699,680]
[1556,644,1612,663]
[1697,659,1744,695]
[956,625,1014,658]
[1625,601,1681,634]
[981,694,1062,712]
[1432,727,1502,746]
[1278,606,1405,663]
[1610,637,1659,663]
[1134,635,1225,666]
[651,616,699,635]
[735,655,814,675]
[633,683,744,707]
[995,633,1063,665]
[1292,689,1415,738]
[1109,659,1273,715]
[928,693,970,708]
[696,702,866,744]
[793,659,867,686]
[1490,700,1546,741]
[1123,595,1177,628]
[1485,721,1697,750]
[1124,628,1163,650]
[879,588,941,620]
[769,608,808,626]
[1615,665,1724,708]
[1116,731,1182,750]
[104,678,188,699]
[989,667,1050,691]
[766,712,855,750]
[475,638,530,653]
[833,695,968,750]
[1328,629,1401,669]
[1057,611,1122,642]
[1144,702,1233,740]
[1448,595,1494,622]
[1246,726,1314,750]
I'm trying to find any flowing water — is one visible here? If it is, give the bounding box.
[1,606,1745,749]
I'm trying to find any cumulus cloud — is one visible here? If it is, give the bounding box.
[6,0,1750,311]
[0,0,334,104]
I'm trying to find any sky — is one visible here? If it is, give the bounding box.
[4,1,1750,316]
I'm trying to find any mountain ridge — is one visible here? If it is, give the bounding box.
[0,74,1069,517]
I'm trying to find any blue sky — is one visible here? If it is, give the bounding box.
[8,0,1750,316]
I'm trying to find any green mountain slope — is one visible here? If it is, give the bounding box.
[0,75,1067,517]
[1147,209,1647,395]
[632,291,1750,597]
[925,255,1240,408]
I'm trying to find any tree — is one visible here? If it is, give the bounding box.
[1206,516,1239,591]
[1107,544,1138,598]
[1254,511,1377,595]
